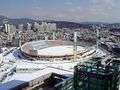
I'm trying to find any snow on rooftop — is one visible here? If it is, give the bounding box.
[0,80,25,90]
[4,53,16,61]
[7,67,73,82]
[37,46,85,56]
[16,61,47,69]
[0,67,73,90]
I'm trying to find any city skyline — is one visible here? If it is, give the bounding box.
[0,0,120,22]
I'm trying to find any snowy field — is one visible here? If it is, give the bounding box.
[21,40,87,57]
[37,46,85,56]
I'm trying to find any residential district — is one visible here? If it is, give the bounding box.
[0,19,119,90]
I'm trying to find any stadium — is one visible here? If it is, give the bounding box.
[0,40,108,90]
[20,40,96,61]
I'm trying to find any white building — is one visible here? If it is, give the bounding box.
[34,22,40,30]
[18,24,24,31]
[40,22,57,32]
[27,23,32,30]
[5,24,16,34]
[5,24,10,33]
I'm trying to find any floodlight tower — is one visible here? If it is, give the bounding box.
[92,25,100,53]
[73,32,77,61]
[53,32,55,40]
[96,26,100,52]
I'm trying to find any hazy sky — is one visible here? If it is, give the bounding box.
[0,0,120,22]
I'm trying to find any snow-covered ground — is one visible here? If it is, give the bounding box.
[0,67,73,90]
[0,46,107,89]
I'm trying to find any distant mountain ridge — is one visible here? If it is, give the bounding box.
[0,15,84,29]
[0,15,119,29]
[80,22,110,24]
